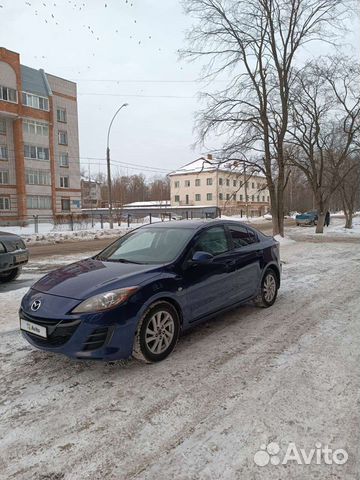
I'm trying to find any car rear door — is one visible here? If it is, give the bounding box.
[225,223,262,301]
[183,225,238,321]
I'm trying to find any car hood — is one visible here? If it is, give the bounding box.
[32,258,163,300]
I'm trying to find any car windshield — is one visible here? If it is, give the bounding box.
[97,227,194,264]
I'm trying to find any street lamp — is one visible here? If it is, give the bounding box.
[106,103,129,229]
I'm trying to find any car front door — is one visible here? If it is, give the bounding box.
[225,224,262,301]
[183,225,239,321]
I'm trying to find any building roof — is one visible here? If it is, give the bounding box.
[123,200,171,207]
[169,156,264,177]
[21,65,51,97]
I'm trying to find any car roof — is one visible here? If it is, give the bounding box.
[140,219,250,230]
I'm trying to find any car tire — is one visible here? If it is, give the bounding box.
[133,301,180,363]
[253,269,278,308]
[0,267,22,283]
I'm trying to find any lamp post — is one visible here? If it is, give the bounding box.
[106,103,129,229]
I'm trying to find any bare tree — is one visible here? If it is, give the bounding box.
[287,56,360,233]
[339,156,360,229]
[182,0,354,235]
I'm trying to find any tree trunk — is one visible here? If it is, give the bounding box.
[315,213,326,233]
[344,208,353,229]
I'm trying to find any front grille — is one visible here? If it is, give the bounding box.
[82,327,109,351]
[21,311,80,347]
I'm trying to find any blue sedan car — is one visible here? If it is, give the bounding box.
[20,220,281,363]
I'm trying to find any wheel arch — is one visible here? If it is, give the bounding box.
[150,296,184,327]
[262,262,281,288]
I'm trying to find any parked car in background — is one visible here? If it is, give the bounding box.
[20,220,281,363]
[0,232,29,282]
[295,211,318,226]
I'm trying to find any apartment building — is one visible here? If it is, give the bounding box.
[0,47,81,223]
[169,155,270,216]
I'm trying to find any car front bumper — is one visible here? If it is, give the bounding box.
[20,308,139,360]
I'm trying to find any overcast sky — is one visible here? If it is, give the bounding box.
[0,0,359,179]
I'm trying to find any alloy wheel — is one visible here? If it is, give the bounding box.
[263,273,277,303]
[145,310,175,355]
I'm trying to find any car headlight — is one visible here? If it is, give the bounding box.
[0,242,6,253]
[71,286,139,314]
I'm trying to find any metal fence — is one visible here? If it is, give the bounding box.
[0,211,215,235]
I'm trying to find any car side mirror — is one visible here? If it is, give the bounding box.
[191,251,214,264]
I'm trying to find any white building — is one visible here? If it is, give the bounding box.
[169,155,270,216]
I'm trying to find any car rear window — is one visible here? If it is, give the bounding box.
[228,225,259,248]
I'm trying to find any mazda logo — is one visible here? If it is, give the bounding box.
[31,300,42,312]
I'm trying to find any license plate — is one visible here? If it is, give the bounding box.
[20,319,47,338]
[15,252,28,264]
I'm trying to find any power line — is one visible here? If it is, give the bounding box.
[78,92,196,99]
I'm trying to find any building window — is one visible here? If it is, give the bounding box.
[262,196,265,202]
[61,198,71,212]
[219,193,223,200]
[24,144,50,161]
[226,179,230,187]
[60,176,70,188]
[23,120,49,136]
[185,180,190,187]
[0,145,8,160]
[0,170,9,184]
[174,195,180,202]
[251,195,255,201]
[267,196,270,202]
[57,108,67,123]
[233,194,236,201]
[22,92,49,111]
[26,169,51,186]
[219,178,223,186]
[226,193,230,200]
[0,85,17,103]
[206,178,212,186]
[0,196,10,210]
[58,131,68,145]
[195,178,201,186]
[240,194,243,201]
[0,119,6,135]
[207,193,212,201]
[233,180,237,187]
[174,181,180,188]
[251,182,255,189]
[195,194,201,201]
[60,152,69,167]
[27,195,52,209]
[257,195,260,202]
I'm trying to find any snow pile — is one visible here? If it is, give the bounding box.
[326,215,360,236]
[274,234,296,245]
[13,227,131,246]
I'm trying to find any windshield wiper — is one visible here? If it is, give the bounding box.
[107,258,142,264]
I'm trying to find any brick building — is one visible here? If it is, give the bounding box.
[169,155,270,217]
[0,47,81,223]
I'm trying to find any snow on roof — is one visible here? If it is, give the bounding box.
[169,157,265,177]
[123,200,171,207]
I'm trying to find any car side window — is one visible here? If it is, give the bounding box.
[193,226,229,256]
[228,225,258,248]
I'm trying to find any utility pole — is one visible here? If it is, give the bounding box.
[243,161,249,218]
[106,103,129,229]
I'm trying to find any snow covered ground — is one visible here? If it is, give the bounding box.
[0,237,359,479]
